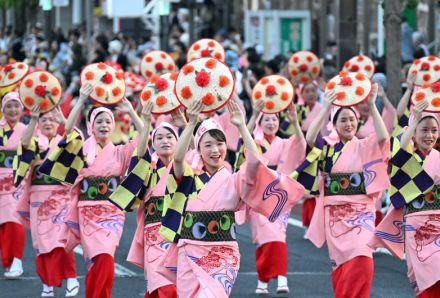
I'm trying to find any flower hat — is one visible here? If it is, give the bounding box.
[174,58,234,113]
[287,51,320,84]
[19,71,62,112]
[187,38,225,62]
[251,75,294,114]
[0,61,29,88]
[411,81,440,112]
[140,72,181,115]
[408,56,440,86]
[80,62,126,105]
[325,71,372,107]
[124,71,146,95]
[140,50,176,81]
[342,55,375,78]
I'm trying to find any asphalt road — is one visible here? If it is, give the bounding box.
[0,204,414,298]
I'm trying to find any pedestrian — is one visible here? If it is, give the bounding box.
[39,83,143,298]
[296,84,390,298]
[158,97,304,297]
[235,99,306,295]
[14,105,79,297]
[0,92,25,279]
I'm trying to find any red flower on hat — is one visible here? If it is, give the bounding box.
[182,65,194,75]
[35,85,46,97]
[326,82,336,90]
[254,91,262,100]
[421,62,430,71]
[95,86,105,97]
[156,96,167,106]
[7,72,15,79]
[51,87,60,96]
[201,49,211,57]
[201,92,215,106]
[423,74,431,81]
[24,96,34,106]
[40,99,50,110]
[145,56,153,62]
[350,64,359,72]
[181,86,192,99]
[219,75,230,88]
[214,52,223,60]
[102,73,113,84]
[415,92,425,101]
[155,78,168,91]
[265,101,275,110]
[112,87,122,96]
[340,77,353,86]
[24,79,34,88]
[265,85,276,96]
[155,62,164,71]
[85,71,94,80]
[3,65,12,72]
[432,82,440,93]
[208,40,215,48]
[39,73,49,82]
[195,71,210,87]
[299,64,308,72]
[432,97,440,107]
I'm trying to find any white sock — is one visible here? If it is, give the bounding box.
[257,280,268,289]
[277,275,288,287]
[9,258,23,272]
[66,277,79,288]
[42,284,53,292]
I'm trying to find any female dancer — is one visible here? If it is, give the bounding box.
[299,84,390,298]
[158,96,304,297]
[0,92,25,278]
[374,100,439,297]
[39,83,143,298]
[235,100,306,295]
[15,105,79,297]
[110,101,181,298]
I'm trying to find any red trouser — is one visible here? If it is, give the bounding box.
[302,198,316,227]
[255,241,288,282]
[85,253,114,298]
[145,285,178,298]
[0,222,25,268]
[417,281,440,298]
[36,247,77,287]
[331,256,374,298]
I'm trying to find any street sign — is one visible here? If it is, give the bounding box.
[245,10,311,59]
[53,0,69,7]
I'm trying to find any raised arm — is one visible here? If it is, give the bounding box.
[400,100,429,149]
[285,103,305,144]
[136,101,153,158]
[118,98,144,132]
[369,83,389,144]
[246,99,264,132]
[21,105,40,148]
[64,83,93,134]
[229,94,259,155]
[305,91,336,147]
[397,72,415,118]
[173,101,203,179]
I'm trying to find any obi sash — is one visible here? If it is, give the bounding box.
[404,185,440,215]
[31,165,61,186]
[144,196,164,225]
[324,172,366,196]
[79,176,120,201]
[0,150,15,168]
[180,210,236,242]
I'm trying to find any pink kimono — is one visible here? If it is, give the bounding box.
[306,133,390,297]
[162,151,305,297]
[372,148,440,295]
[15,134,74,255]
[0,122,26,225]
[125,156,177,295]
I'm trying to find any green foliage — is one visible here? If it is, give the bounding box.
[0,0,39,9]
[380,0,419,10]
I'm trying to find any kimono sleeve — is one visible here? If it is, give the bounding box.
[108,149,153,212]
[13,137,39,187]
[277,134,307,174]
[238,150,305,222]
[38,128,85,185]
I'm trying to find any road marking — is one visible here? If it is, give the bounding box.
[287,217,399,257]
[239,271,330,276]
[73,245,139,277]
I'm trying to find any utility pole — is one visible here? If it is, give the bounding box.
[85,0,93,62]
[319,0,328,57]
[384,0,402,107]
[362,0,371,55]
[428,0,436,54]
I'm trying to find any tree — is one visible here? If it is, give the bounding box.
[384,0,403,107]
